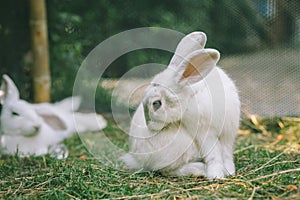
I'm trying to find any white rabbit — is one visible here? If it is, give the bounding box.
[0,74,107,158]
[122,32,240,178]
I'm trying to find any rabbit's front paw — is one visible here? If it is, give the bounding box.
[206,163,225,179]
[224,160,235,176]
[182,162,205,176]
[49,144,69,159]
[164,162,205,177]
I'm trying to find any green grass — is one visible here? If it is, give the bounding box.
[1,118,300,199]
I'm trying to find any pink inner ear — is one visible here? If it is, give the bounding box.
[0,81,8,102]
[182,64,198,78]
[39,114,68,131]
[180,50,217,81]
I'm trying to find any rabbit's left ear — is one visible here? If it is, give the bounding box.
[175,49,219,85]
[169,32,207,67]
[0,74,20,104]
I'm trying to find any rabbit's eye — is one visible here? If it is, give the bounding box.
[12,111,20,116]
[152,100,162,111]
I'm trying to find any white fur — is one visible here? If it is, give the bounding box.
[0,74,107,158]
[122,32,240,178]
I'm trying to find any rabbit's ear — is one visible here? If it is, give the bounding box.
[170,32,207,67]
[0,74,20,104]
[54,96,81,112]
[34,106,67,131]
[39,114,67,131]
[175,48,219,85]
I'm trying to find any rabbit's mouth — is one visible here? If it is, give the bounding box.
[12,126,40,137]
[0,127,39,137]
[147,119,182,132]
[23,126,40,137]
[147,120,167,132]
[143,105,168,131]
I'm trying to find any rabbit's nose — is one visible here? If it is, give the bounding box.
[33,126,40,133]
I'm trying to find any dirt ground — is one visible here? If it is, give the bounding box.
[220,48,300,117]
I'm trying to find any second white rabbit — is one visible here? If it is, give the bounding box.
[0,74,107,158]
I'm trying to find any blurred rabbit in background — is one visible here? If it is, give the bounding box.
[0,74,107,158]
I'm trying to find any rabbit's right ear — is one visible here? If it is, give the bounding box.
[0,74,20,104]
[169,32,207,67]
[175,48,220,85]
[34,105,68,131]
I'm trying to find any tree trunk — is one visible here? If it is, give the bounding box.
[29,0,51,103]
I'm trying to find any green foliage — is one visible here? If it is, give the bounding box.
[44,0,263,106]
[46,0,261,65]
[0,0,32,100]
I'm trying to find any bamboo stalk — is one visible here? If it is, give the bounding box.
[29,0,51,103]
